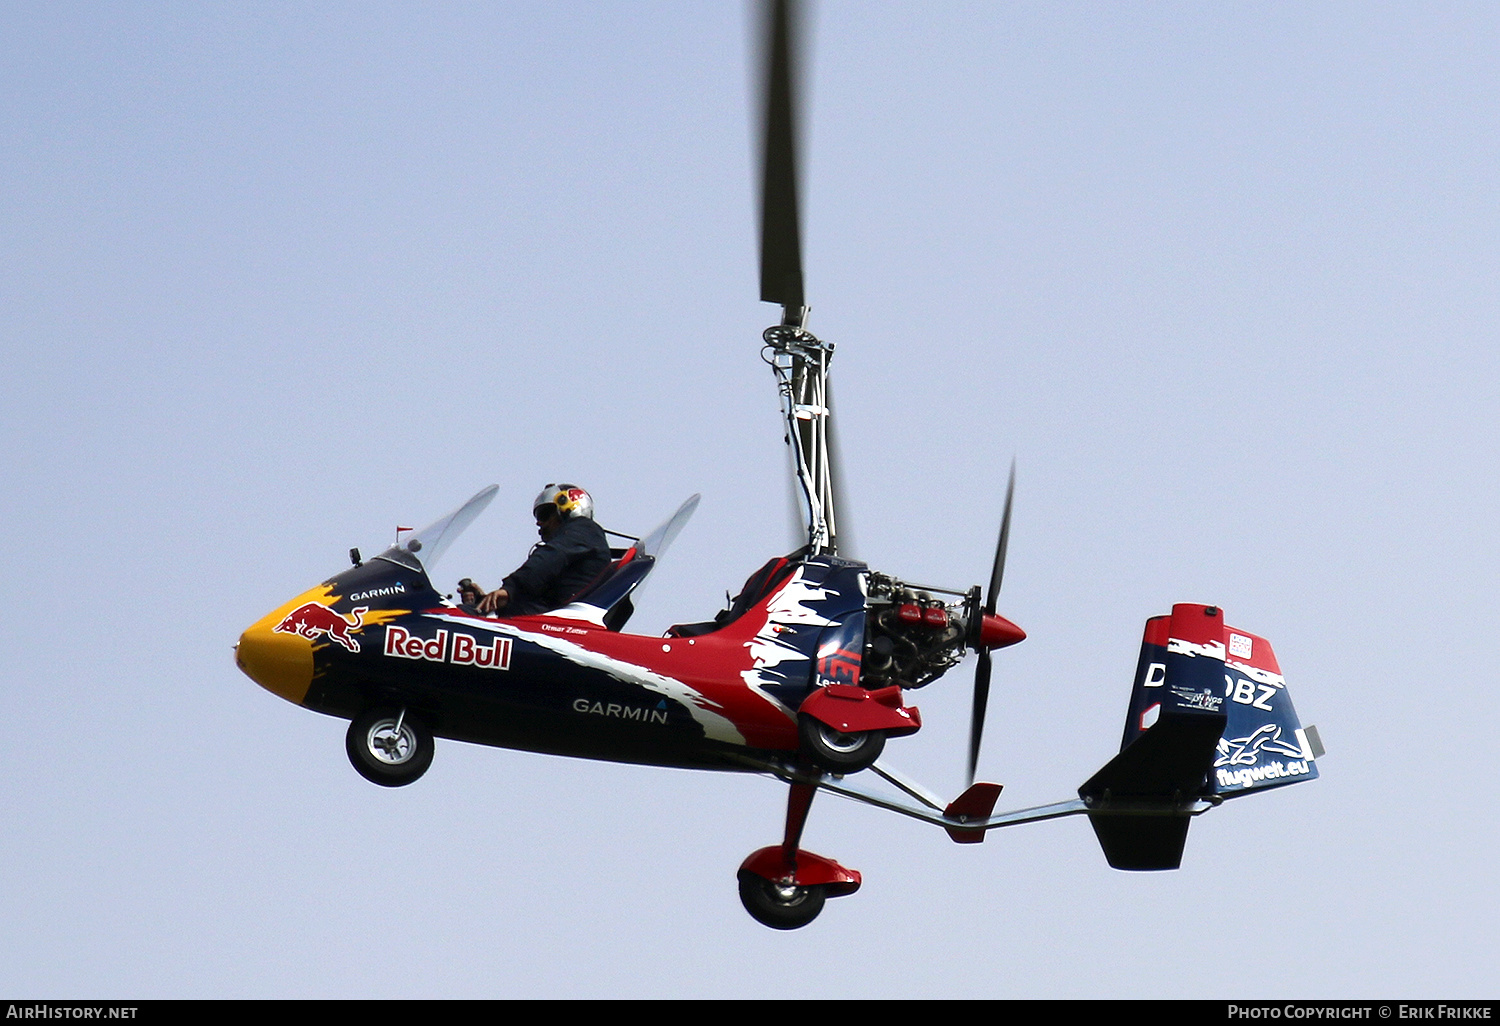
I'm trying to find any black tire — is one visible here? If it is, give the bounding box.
[737,871,827,930]
[798,713,885,773]
[346,708,434,787]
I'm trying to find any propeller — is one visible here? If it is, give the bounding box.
[758,0,807,327]
[969,460,1023,785]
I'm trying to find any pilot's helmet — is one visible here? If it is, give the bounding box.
[533,483,595,521]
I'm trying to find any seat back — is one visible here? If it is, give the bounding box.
[666,555,797,638]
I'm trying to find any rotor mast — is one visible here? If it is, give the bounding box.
[764,321,838,554]
[758,0,840,555]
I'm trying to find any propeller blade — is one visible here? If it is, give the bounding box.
[757,0,806,319]
[969,648,991,785]
[970,459,1016,783]
[985,459,1016,615]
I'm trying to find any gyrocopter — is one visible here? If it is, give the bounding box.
[235,1,1322,929]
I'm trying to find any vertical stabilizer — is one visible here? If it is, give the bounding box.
[1212,622,1320,798]
[1080,603,1319,869]
[1119,604,1232,752]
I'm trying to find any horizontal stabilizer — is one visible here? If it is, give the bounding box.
[1079,713,1222,871]
[1081,712,1225,800]
[1088,815,1191,871]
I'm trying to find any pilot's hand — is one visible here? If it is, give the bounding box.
[458,579,483,606]
[478,588,509,615]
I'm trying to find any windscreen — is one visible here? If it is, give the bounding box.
[376,484,498,574]
[639,493,701,558]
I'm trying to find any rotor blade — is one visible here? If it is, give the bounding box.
[969,647,991,785]
[985,460,1016,615]
[757,0,805,316]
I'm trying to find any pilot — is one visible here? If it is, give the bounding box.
[461,484,612,617]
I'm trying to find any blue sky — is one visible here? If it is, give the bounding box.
[2,2,1496,997]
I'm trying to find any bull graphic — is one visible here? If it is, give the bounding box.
[274,602,368,652]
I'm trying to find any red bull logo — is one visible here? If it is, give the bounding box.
[274,602,368,652]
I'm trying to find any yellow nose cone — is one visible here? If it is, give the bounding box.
[235,591,325,705]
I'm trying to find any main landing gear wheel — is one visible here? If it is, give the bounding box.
[798,714,885,774]
[737,871,827,930]
[346,708,434,787]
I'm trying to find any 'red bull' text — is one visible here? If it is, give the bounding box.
[383,625,511,670]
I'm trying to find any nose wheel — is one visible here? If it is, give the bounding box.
[346,707,434,787]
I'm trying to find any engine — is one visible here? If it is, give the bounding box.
[861,572,976,690]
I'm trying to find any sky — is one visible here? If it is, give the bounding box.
[3,0,1497,999]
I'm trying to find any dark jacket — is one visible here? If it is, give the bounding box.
[502,516,612,615]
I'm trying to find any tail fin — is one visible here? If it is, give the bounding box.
[1209,618,1322,798]
[1079,603,1321,870]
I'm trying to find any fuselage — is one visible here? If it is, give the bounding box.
[236,549,872,770]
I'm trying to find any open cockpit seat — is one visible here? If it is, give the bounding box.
[561,545,650,631]
[547,494,702,632]
[568,546,635,603]
[666,555,798,638]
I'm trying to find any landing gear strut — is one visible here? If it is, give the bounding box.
[737,780,861,929]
